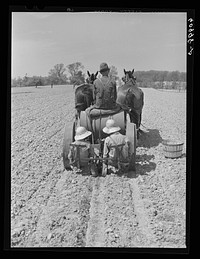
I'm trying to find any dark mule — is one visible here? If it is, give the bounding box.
[116,69,144,129]
[86,71,98,84]
[75,71,98,117]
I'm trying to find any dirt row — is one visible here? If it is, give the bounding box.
[11,85,187,248]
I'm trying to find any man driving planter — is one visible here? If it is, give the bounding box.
[93,63,118,110]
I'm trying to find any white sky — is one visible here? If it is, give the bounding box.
[12,12,186,79]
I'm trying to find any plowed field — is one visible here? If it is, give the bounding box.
[11,85,187,248]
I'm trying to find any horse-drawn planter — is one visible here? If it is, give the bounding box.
[62,69,144,176]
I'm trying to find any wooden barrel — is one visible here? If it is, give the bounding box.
[162,139,184,158]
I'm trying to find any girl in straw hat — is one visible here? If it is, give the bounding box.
[68,126,98,176]
[102,119,131,176]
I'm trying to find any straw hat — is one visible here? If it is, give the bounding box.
[75,126,92,141]
[99,62,110,73]
[103,119,121,134]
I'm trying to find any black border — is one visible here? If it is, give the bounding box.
[5,5,194,254]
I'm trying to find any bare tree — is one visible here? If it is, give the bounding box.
[48,63,67,85]
[66,62,85,86]
[109,65,119,81]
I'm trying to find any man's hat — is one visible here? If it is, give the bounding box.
[75,126,92,141]
[99,63,110,73]
[103,119,121,134]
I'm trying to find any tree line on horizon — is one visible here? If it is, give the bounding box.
[134,70,186,90]
[11,62,186,90]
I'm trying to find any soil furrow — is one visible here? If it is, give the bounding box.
[85,177,106,247]
[24,171,94,247]
[128,178,159,247]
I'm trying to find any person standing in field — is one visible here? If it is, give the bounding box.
[93,63,117,110]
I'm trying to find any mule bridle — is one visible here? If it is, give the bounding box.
[87,74,97,85]
[124,78,136,85]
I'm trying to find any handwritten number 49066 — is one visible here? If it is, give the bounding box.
[188,18,194,55]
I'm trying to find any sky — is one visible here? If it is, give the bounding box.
[12,12,186,79]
